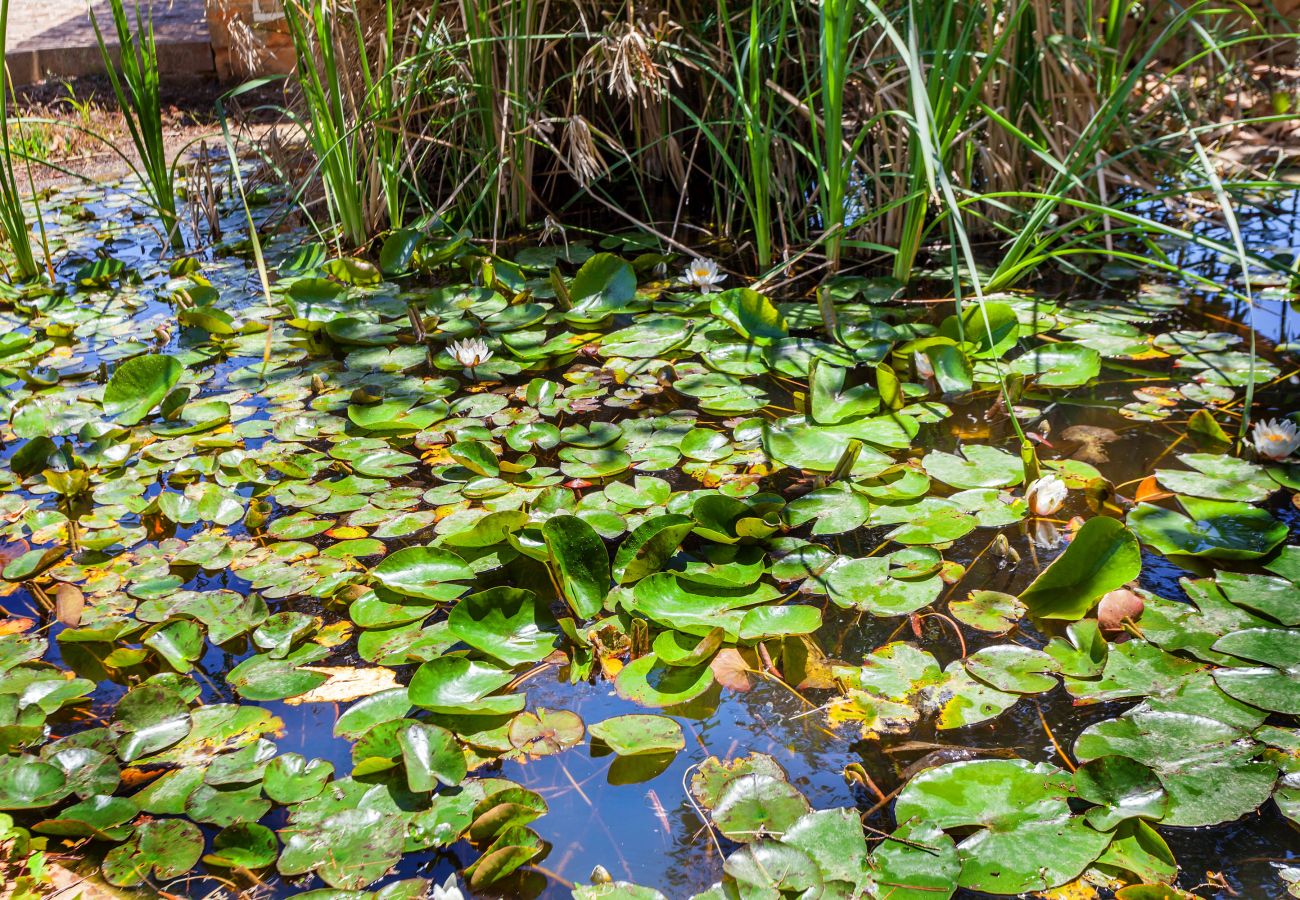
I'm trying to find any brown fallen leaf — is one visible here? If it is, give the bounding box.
[711,647,755,692]
[284,665,400,705]
[40,860,135,900]
[55,583,85,627]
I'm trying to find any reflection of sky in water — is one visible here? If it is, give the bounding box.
[1172,186,1300,345]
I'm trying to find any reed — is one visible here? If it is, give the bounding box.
[0,0,40,280]
[91,0,182,248]
[266,0,1295,291]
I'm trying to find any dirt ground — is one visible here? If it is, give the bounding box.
[7,74,287,190]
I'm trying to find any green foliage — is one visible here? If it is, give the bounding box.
[90,0,181,248]
[0,178,1297,897]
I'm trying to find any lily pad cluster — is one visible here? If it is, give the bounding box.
[0,177,1296,897]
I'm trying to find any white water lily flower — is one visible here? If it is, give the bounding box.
[431,874,465,900]
[680,257,726,293]
[448,338,492,369]
[1252,418,1300,461]
[1024,474,1068,517]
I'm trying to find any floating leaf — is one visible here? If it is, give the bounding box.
[1019,517,1142,620]
[1128,497,1288,560]
[710,288,788,345]
[448,587,558,666]
[893,759,1111,893]
[103,355,182,425]
[588,714,684,756]
[543,515,611,618]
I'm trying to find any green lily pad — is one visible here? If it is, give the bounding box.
[102,818,204,886]
[1019,517,1142,620]
[409,657,525,716]
[448,587,558,666]
[103,354,182,425]
[1128,497,1288,560]
[1073,755,1168,831]
[709,288,788,345]
[1074,709,1277,826]
[894,759,1111,894]
[543,515,611,619]
[615,654,715,708]
[922,445,1024,489]
[1155,453,1276,503]
[370,546,474,600]
[589,714,685,756]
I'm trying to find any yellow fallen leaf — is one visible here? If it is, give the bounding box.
[1037,880,1099,900]
[285,666,400,705]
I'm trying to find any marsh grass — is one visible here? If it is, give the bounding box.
[266,0,1296,296]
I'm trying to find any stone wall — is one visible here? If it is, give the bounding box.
[206,0,295,80]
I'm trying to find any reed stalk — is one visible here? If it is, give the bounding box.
[0,0,40,280]
[91,0,182,249]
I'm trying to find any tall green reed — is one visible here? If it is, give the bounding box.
[91,0,181,248]
[811,0,855,267]
[0,0,40,280]
[282,0,370,248]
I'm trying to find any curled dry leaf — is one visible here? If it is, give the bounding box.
[711,647,755,692]
[1097,588,1145,635]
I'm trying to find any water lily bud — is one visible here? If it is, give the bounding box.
[1098,588,1144,635]
[1024,474,1067,517]
[590,865,612,885]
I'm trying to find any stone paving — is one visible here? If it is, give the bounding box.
[6,0,213,83]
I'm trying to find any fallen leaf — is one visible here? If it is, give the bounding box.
[55,583,85,627]
[42,861,134,900]
[284,665,400,705]
[1133,475,1172,504]
[711,648,754,692]
[1061,424,1120,464]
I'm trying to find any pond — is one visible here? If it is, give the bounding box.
[2,170,1300,900]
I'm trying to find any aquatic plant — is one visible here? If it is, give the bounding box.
[90,0,182,248]
[266,1,1292,280]
[0,0,42,280]
[0,168,1297,894]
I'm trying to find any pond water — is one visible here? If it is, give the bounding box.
[3,171,1300,900]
